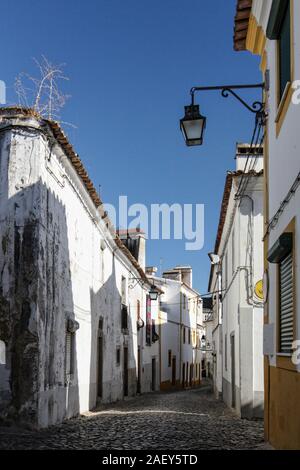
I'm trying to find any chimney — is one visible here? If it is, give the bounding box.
[163,266,193,288]
[117,228,146,271]
[146,266,158,277]
[235,143,263,172]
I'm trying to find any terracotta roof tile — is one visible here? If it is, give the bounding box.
[233,0,252,51]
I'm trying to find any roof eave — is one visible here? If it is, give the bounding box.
[233,0,252,51]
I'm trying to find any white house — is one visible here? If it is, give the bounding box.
[117,231,161,395]
[207,261,223,399]
[147,266,203,390]
[233,0,300,448]
[202,297,213,379]
[0,107,159,428]
[208,144,264,418]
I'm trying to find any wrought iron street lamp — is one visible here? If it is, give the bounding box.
[180,104,206,146]
[180,83,266,147]
[149,284,159,301]
[129,276,159,301]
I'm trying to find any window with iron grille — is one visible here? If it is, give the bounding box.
[279,250,294,353]
[65,331,74,379]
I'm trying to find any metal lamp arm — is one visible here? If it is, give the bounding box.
[190,83,265,114]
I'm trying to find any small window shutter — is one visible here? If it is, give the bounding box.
[65,332,72,376]
[279,252,293,353]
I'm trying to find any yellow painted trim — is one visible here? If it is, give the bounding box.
[260,50,267,73]
[275,0,295,137]
[269,365,300,449]
[246,14,266,56]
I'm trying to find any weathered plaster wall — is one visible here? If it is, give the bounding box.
[0,123,43,426]
[0,115,148,428]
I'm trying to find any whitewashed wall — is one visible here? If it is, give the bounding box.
[0,114,149,428]
[218,172,264,418]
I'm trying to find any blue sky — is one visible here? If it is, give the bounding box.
[1,0,261,294]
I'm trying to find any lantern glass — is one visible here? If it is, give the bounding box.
[149,288,158,301]
[180,104,206,146]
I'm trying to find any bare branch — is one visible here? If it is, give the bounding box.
[13,56,71,123]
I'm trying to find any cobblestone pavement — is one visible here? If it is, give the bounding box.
[0,385,265,450]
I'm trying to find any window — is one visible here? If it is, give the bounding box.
[152,320,159,343]
[121,304,128,330]
[137,300,141,321]
[278,1,291,101]
[0,340,6,365]
[146,295,152,346]
[225,333,227,371]
[65,331,75,379]
[223,253,228,290]
[232,229,235,274]
[182,294,186,310]
[279,250,293,353]
[266,0,291,103]
[100,246,105,283]
[121,276,127,305]
[183,327,186,344]
[168,350,172,367]
[267,230,294,355]
[188,329,191,344]
[116,347,121,365]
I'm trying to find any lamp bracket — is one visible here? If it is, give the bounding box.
[128,277,147,289]
[190,83,265,118]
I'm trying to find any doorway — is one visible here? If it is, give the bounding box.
[190,364,193,387]
[186,362,189,387]
[123,346,128,397]
[97,319,103,399]
[137,346,141,394]
[230,333,236,408]
[151,358,156,391]
[172,356,176,386]
[182,363,185,388]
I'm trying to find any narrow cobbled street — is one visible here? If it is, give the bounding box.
[0,385,265,450]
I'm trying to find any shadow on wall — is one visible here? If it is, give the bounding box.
[0,177,80,428]
[89,256,137,409]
